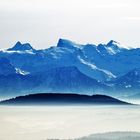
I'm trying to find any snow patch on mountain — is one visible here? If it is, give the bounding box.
[2,49,36,54]
[15,68,30,75]
[97,40,129,55]
[107,40,129,49]
[77,55,116,79]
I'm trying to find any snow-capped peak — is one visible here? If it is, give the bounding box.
[7,41,35,51]
[96,40,126,55]
[107,40,130,50]
[106,40,130,55]
[107,40,120,47]
[57,38,81,49]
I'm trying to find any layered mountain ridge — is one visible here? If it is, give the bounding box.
[0,39,140,99]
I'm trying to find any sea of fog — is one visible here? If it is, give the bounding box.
[0,105,140,140]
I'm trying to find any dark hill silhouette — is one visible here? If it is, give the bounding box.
[0,93,130,105]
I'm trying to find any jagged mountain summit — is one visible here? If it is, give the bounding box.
[0,39,140,99]
[7,41,35,51]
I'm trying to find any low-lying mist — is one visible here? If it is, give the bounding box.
[0,105,140,140]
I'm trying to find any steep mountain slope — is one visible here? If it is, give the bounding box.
[111,68,140,97]
[0,57,16,75]
[0,62,108,98]
[35,66,108,94]
[115,68,140,88]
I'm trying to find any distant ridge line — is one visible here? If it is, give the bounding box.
[0,93,131,105]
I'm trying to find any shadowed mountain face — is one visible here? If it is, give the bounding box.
[0,65,108,98]
[0,93,130,105]
[0,39,140,99]
[114,68,140,89]
[0,58,16,75]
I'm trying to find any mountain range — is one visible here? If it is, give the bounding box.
[0,39,140,99]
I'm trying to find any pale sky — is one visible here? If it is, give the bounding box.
[0,0,140,49]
